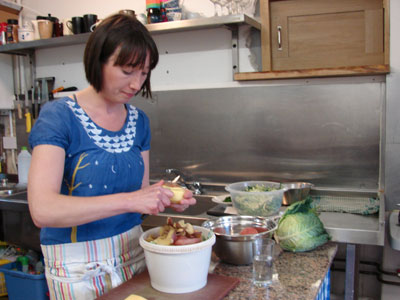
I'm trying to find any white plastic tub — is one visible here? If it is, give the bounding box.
[139,226,215,293]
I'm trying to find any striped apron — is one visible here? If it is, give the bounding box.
[41,225,146,300]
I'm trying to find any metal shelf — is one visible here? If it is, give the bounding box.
[147,13,261,34]
[0,14,261,56]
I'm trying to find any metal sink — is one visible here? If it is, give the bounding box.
[0,184,27,197]
[0,189,15,196]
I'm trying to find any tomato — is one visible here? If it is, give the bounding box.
[213,227,226,234]
[255,227,268,233]
[173,236,202,245]
[239,227,259,235]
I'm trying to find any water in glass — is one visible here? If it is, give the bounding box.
[252,254,273,287]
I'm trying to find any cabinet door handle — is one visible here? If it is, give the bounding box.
[277,26,282,50]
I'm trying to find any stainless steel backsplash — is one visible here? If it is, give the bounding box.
[133,81,384,190]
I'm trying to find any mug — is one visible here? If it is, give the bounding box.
[31,20,40,40]
[83,14,97,33]
[53,21,63,37]
[67,16,84,34]
[38,20,53,39]
[89,19,102,32]
[62,19,73,35]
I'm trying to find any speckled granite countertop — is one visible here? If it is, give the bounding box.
[213,242,338,300]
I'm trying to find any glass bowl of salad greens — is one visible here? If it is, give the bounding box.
[225,181,287,217]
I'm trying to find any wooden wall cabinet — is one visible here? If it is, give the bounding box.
[0,0,20,23]
[235,0,390,81]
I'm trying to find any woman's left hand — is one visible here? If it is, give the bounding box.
[169,189,196,212]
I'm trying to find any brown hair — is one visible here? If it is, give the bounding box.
[84,13,159,98]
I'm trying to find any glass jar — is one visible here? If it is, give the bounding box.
[146,0,161,24]
[147,7,161,24]
[6,19,19,43]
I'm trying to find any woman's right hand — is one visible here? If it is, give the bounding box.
[128,180,173,215]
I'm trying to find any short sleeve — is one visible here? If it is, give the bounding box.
[29,99,71,150]
[136,108,151,152]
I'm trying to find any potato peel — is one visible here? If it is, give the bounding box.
[145,217,202,246]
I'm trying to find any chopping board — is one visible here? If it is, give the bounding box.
[96,270,240,300]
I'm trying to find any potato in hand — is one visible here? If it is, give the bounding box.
[162,182,185,203]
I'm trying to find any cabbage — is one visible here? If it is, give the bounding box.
[274,197,330,252]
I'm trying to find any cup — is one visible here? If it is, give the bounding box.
[89,19,102,32]
[83,14,97,33]
[53,21,63,37]
[252,238,275,287]
[38,20,53,39]
[31,20,40,40]
[62,19,73,35]
[67,16,84,34]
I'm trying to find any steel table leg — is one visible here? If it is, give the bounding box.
[344,243,360,300]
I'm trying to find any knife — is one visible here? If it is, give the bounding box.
[35,81,41,119]
[41,78,49,106]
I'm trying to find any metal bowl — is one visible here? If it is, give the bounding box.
[202,216,278,265]
[282,182,313,205]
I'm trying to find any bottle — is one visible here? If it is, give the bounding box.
[160,0,168,22]
[17,256,29,273]
[146,0,161,24]
[6,19,18,43]
[0,22,8,45]
[17,146,31,186]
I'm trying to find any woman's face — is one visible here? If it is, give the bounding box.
[100,50,150,103]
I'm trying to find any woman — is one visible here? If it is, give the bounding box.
[28,13,196,299]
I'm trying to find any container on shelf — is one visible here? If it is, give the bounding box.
[0,22,7,45]
[146,0,161,23]
[17,146,31,187]
[18,22,34,42]
[6,19,18,43]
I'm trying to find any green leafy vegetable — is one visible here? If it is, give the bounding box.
[245,184,279,192]
[234,193,281,216]
[223,196,232,203]
[274,197,330,252]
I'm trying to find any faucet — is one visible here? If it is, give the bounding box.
[165,168,203,195]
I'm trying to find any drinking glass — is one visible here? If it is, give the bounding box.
[252,238,275,287]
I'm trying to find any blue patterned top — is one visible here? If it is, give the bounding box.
[29,97,151,245]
